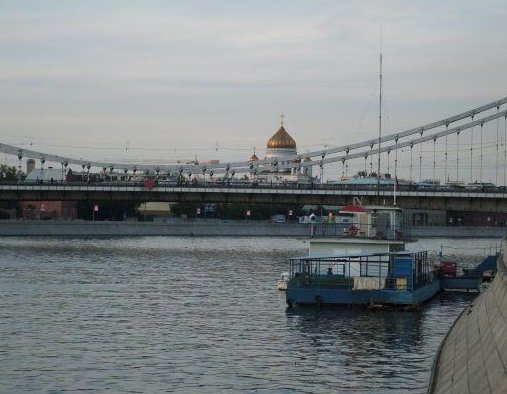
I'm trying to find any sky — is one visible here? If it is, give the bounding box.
[0,0,506,180]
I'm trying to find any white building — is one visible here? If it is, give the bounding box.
[250,120,314,184]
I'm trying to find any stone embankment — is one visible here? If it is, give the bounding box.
[0,220,505,237]
[0,219,310,237]
[428,240,507,393]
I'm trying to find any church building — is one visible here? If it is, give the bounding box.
[249,117,315,184]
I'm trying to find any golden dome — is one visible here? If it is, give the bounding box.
[249,152,259,161]
[267,125,296,150]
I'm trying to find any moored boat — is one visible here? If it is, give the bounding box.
[285,250,440,307]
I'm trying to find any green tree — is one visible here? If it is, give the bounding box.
[0,164,22,181]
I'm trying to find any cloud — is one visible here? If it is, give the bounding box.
[0,0,506,174]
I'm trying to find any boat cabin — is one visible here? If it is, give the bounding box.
[308,205,406,255]
[286,250,440,307]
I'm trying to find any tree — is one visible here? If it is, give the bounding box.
[0,164,20,181]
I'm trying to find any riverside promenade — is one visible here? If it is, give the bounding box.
[428,240,507,393]
[0,219,506,237]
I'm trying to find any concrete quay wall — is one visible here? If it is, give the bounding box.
[0,220,506,237]
[0,219,311,237]
[429,241,507,393]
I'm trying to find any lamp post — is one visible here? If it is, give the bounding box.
[86,164,91,183]
[17,151,23,183]
[61,161,68,184]
[40,157,45,183]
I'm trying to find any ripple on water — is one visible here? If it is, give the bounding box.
[0,236,490,393]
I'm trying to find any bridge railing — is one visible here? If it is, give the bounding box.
[1,179,507,194]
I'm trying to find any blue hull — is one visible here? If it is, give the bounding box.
[286,279,441,307]
[440,277,479,291]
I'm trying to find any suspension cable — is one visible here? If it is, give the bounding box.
[496,113,500,185]
[470,125,474,183]
[409,144,414,183]
[419,142,423,182]
[504,116,507,186]
[394,142,399,180]
[456,131,460,182]
[433,138,437,181]
[444,125,449,182]
[419,130,423,181]
[480,123,484,183]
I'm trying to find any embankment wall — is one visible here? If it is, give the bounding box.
[429,241,507,393]
[0,220,310,237]
[0,220,505,237]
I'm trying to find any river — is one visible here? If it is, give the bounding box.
[0,236,500,393]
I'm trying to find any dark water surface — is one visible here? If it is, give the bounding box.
[0,236,499,393]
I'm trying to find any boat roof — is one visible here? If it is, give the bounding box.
[290,250,426,261]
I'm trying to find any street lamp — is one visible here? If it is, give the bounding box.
[61,161,68,183]
[17,151,22,183]
[40,157,45,183]
[86,164,91,183]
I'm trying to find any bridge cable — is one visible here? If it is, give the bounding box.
[419,144,423,182]
[456,131,460,182]
[394,141,399,182]
[370,145,374,174]
[480,123,484,183]
[470,125,474,183]
[433,137,437,181]
[496,110,500,185]
[2,105,506,175]
[419,130,423,182]
[409,143,414,183]
[444,124,449,182]
[297,96,507,160]
[504,115,507,187]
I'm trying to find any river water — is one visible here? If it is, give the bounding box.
[0,236,501,393]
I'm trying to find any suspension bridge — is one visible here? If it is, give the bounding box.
[1,96,507,213]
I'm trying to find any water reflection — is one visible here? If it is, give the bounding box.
[284,291,476,392]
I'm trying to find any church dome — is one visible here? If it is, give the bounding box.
[249,152,259,161]
[267,125,296,150]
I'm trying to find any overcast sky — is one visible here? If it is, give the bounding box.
[1,0,506,172]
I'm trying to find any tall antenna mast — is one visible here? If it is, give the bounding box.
[376,52,383,204]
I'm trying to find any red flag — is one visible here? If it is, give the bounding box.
[144,178,155,190]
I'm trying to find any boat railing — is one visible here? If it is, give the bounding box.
[310,222,410,241]
[288,251,434,291]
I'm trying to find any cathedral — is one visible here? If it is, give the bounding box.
[248,118,314,184]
